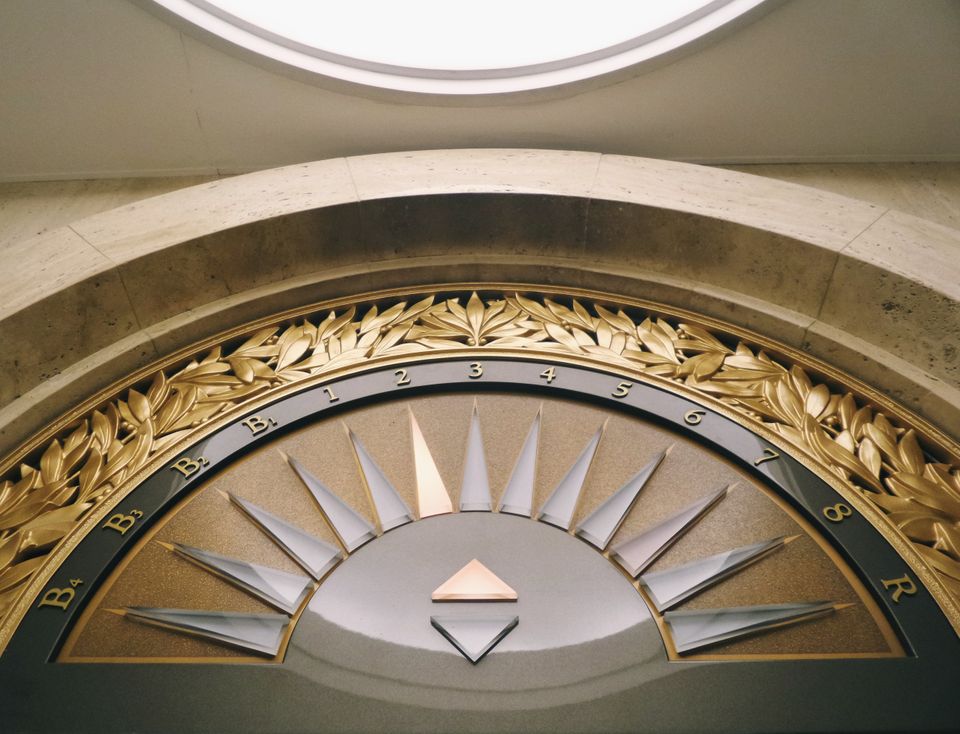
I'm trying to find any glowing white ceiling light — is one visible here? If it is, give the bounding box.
[154,0,769,94]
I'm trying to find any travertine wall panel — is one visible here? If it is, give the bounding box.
[820,210,960,387]
[726,163,960,231]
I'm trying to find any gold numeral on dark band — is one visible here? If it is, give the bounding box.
[169,456,209,478]
[612,381,631,398]
[241,415,278,435]
[38,579,83,610]
[540,366,557,384]
[684,410,705,425]
[823,503,853,523]
[882,575,918,603]
[322,386,339,402]
[469,362,483,379]
[753,448,780,466]
[103,509,144,535]
[395,369,411,386]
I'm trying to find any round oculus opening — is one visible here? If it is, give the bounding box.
[152,0,770,94]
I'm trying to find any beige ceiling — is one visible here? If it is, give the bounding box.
[1,0,958,181]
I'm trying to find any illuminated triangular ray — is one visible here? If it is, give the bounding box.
[431,615,518,664]
[116,607,289,656]
[431,559,517,602]
[226,493,343,580]
[497,408,541,517]
[665,601,841,654]
[537,424,605,530]
[160,542,313,615]
[348,429,414,531]
[575,449,667,549]
[611,486,728,577]
[640,536,793,612]
[284,453,376,552]
[410,411,453,518]
[459,402,492,512]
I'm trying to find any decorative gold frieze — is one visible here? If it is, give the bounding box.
[1,288,959,631]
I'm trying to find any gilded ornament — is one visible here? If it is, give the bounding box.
[1,289,959,629]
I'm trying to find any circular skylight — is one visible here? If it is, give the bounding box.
[156,0,768,94]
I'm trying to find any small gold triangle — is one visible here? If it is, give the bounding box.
[431,559,517,602]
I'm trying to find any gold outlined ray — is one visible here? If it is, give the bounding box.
[459,400,492,512]
[639,535,796,612]
[158,541,313,615]
[665,602,847,654]
[112,607,290,657]
[497,406,541,517]
[611,485,729,577]
[410,409,453,518]
[576,447,668,549]
[347,426,414,532]
[284,452,376,552]
[537,420,606,530]
[225,492,343,580]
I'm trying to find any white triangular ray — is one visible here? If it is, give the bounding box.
[121,607,289,656]
[575,449,666,549]
[640,536,790,612]
[459,403,492,512]
[285,454,376,552]
[537,425,604,530]
[227,493,343,580]
[431,559,517,602]
[497,409,541,517]
[431,615,519,664]
[164,542,313,615]
[665,601,838,654]
[410,412,453,518]
[611,486,728,577]
[349,429,414,531]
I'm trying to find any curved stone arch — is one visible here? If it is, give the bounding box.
[2,149,958,457]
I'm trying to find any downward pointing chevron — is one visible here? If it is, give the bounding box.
[431,615,519,664]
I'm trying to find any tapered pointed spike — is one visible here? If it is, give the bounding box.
[576,449,666,549]
[104,608,127,617]
[227,493,343,579]
[155,541,176,552]
[431,615,518,664]
[640,536,789,611]
[167,543,313,614]
[537,424,605,530]
[664,601,837,654]
[348,428,414,531]
[122,607,289,656]
[611,486,728,577]
[460,401,492,512]
[285,454,376,552]
[410,411,453,518]
[497,408,541,517]
[432,559,517,602]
